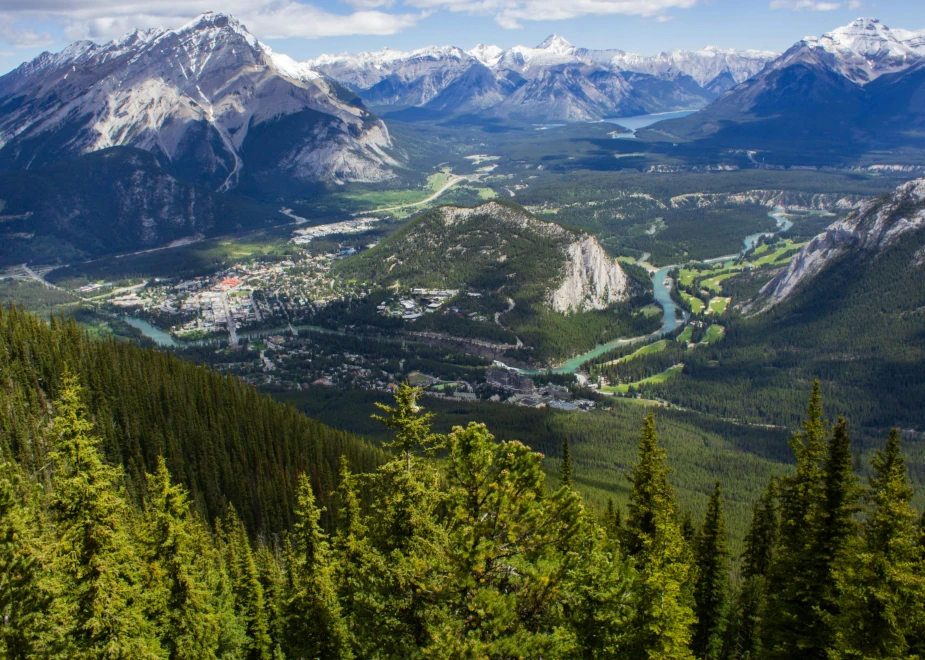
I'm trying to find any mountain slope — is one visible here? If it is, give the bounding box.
[0,304,384,535]
[0,12,398,189]
[0,147,282,265]
[336,201,658,362]
[758,177,925,307]
[338,201,630,312]
[655,18,925,158]
[642,177,925,436]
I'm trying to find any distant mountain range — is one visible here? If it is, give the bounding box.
[307,36,777,122]
[654,18,925,158]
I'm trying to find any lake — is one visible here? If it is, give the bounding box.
[601,110,696,138]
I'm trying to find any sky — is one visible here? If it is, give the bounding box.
[1,0,924,73]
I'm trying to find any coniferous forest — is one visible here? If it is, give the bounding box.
[2,306,925,658]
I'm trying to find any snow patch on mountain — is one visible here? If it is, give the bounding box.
[776,17,925,83]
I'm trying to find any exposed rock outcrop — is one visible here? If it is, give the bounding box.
[757,177,925,308]
[551,236,629,313]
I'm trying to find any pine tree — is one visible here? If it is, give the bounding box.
[692,481,729,660]
[762,381,829,659]
[561,437,574,489]
[626,413,671,557]
[811,417,862,649]
[835,429,925,657]
[48,371,162,658]
[141,457,221,660]
[283,474,352,660]
[372,382,442,471]
[625,414,695,660]
[436,421,584,657]
[0,462,50,658]
[724,479,777,660]
[221,507,272,660]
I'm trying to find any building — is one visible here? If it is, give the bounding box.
[486,368,535,393]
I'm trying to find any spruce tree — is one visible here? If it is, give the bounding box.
[762,381,829,658]
[221,507,272,660]
[625,414,695,660]
[725,479,777,660]
[835,429,925,657]
[692,482,729,660]
[372,382,442,471]
[48,372,161,658]
[0,463,49,658]
[283,474,352,660]
[561,437,574,489]
[811,417,861,649]
[141,457,221,660]
[626,413,671,557]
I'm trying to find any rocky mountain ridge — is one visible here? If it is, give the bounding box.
[758,177,925,308]
[306,35,778,122]
[654,17,925,155]
[0,12,399,189]
[339,201,630,313]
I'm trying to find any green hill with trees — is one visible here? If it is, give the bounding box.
[335,200,660,363]
[3,329,923,657]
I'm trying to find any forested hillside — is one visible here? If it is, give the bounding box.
[3,354,923,657]
[0,305,383,534]
[645,221,925,443]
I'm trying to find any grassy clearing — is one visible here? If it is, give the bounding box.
[680,291,705,314]
[603,363,685,393]
[337,171,454,209]
[703,324,725,344]
[701,272,737,293]
[750,240,808,267]
[678,269,697,286]
[708,297,730,314]
[676,326,694,343]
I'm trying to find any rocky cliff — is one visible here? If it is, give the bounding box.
[757,177,925,308]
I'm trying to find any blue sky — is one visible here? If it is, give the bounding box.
[1,0,924,72]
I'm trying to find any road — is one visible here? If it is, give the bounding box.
[364,174,467,214]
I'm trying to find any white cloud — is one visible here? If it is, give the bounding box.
[0,1,422,47]
[0,23,55,48]
[769,0,841,11]
[401,0,699,29]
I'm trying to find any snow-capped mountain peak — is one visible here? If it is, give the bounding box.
[0,13,398,189]
[468,44,504,66]
[537,34,575,53]
[789,17,925,83]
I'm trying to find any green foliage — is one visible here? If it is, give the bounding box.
[0,307,923,658]
[334,201,659,361]
[692,482,730,660]
[625,414,696,659]
[0,304,384,537]
[834,429,925,658]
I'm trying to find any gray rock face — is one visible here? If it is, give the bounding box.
[0,12,398,188]
[759,177,925,307]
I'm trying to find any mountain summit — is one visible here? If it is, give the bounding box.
[0,12,398,190]
[654,17,925,156]
[537,35,575,53]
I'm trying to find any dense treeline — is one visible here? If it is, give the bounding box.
[3,369,923,657]
[596,342,688,385]
[0,305,384,535]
